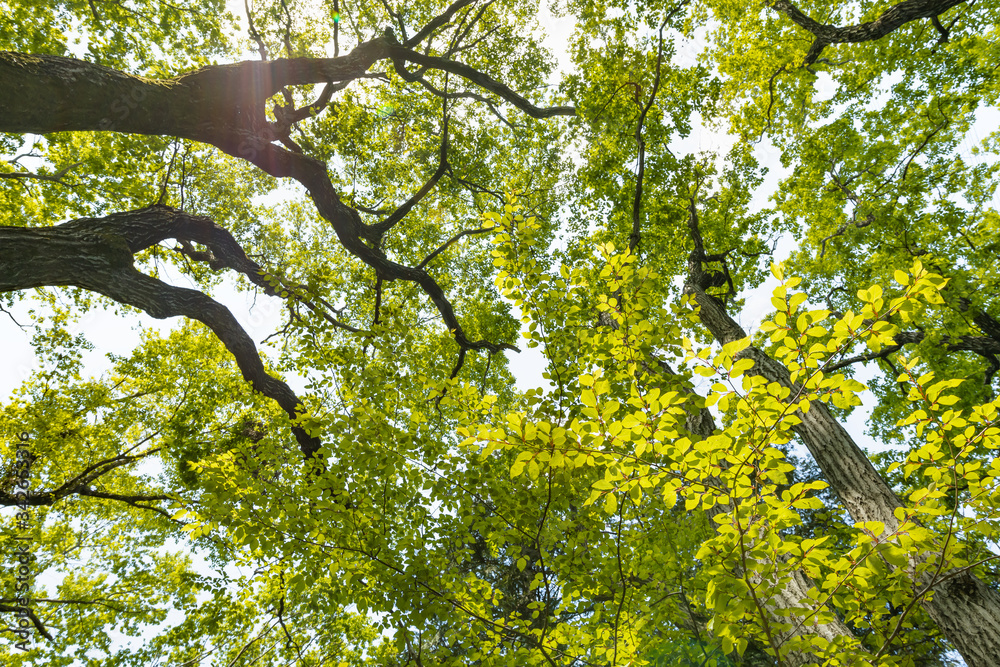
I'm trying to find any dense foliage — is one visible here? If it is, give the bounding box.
[3,0,1000,665]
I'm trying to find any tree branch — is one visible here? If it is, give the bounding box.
[0,604,53,641]
[417,225,496,270]
[0,210,320,458]
[630,13,675,253]
[370,100,451,239]
[0,161,83,186]
[405,0,480,48]
[771,0,968,64]
[824,330,1000,382]
[385,32,575,119]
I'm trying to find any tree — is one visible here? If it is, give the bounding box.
[2,0,1000,665]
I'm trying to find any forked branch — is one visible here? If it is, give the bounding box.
[772,0,969,64]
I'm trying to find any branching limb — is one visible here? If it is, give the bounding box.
[824,330,1000,383]
[58,206,281,299]
[0,161,83,186]
[630,10,678,253]
[417,225,496,269]
[371,100,451,239]
[0,212,320,458]
[452,174,505,203]
[772,0,969,65]
[762,65,787,138]
[72,489,176,518]
[406,72,517,129]
[1,31,559,405]
[240,143,518,360]
[255,270,361,333]
[0,448,165,511]
[170,228,360,333]
[818,212,874,257]
[102,270,320,456]
[405,0,480,48]
[47,448,161,499]
[275,590,305,662]
[243,0,269,60]
[385,31,575,119]
[0,302,27,328]
[823,344,904,373]
[443,1,498,59]
[0,604,53,641]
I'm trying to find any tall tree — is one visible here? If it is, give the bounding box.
[3,0,1000,665]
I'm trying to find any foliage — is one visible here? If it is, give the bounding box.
[3,0,1000,665]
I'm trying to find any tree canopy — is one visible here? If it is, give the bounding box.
[3,0,1000,665]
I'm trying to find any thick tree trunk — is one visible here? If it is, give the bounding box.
[651,358,857,664]
[684,278,1000,666]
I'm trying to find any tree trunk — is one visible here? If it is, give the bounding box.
[685,278,1000,666]
[650,357,857,665]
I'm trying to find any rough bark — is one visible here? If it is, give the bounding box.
[0,206,321,458]
[0,17,576,459]
[684,272,1000,667]
[0,42,391,139]
[0,34,571,360]
[771,0,968,64]
[651,358,857,665]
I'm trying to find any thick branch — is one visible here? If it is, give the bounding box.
[825,330,1000,374]
[772,0,968,64]
[398,66,518,129]
[0,209,320,458]
[0,41,390,140]
[0,604,53,641]
[0,447,175,515]
[1,486,174,516]
[230,143,517,357]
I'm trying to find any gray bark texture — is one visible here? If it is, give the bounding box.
[653,358,857,665]
[0,207,321,458]
[771,0,968,63]
[684,272,1000,667]
[0,30,572,457]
